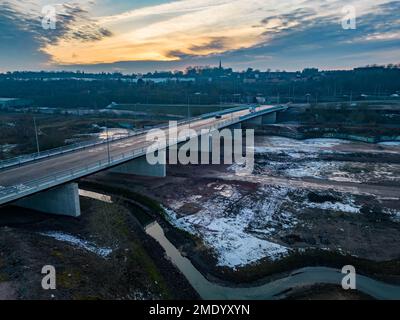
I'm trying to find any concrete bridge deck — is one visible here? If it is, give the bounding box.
[0,105,286,208]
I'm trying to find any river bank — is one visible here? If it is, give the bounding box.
[257,123,400,144]
[0,197,199,300]
[82,135,400,297]
[81,180,400,281]
[75,185,400,300]
[1,134,400,300]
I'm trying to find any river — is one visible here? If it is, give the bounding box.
[81,189,400,300]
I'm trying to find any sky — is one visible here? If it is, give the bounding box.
[0,0,399,73]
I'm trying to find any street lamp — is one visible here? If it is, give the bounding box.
[105,120,111,164]
[305,93,311,105]
[33,117,40,154]
[187,95,190,129]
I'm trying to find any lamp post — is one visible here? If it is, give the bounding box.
[187,95,190,129]
[105,121,111,164]
[134,103,137,132]
[33,117,40,154]
[305,93,311,105]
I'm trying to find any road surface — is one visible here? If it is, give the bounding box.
[0,105,280,205]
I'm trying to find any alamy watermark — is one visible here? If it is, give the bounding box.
[341,5,357,30]
[41,5,57,30]
[41,265,56,290]
[145,121,255,174]
[341,265,356,290]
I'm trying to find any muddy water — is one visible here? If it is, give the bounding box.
[145,221,400,300]
[80,181,400,300]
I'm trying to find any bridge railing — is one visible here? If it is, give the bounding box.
[238,105,286,122]
[0,104,261,171]
[200,105,248,120]
[0,109,234,171]
[0,117,241,205]
[0,105,282,171]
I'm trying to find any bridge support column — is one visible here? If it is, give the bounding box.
[228,122,242,130]
[16,183,81,217]
[261,112,277,124]
[243,116,262,128]
[110,152,166,177]
[177,129,238,165]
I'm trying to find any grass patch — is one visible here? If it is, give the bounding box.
[50,249,65,260]
[0,273,9,282]
[58,270,82,290]
[83,195,173,298]
[127,241,172,299]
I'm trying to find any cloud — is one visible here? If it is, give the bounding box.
[260,7,316,33]
[43,0,268,64]
[50,3,113,42]
[215,0,400,70]
[0,2,50,70]
[0,1,112,67]
[0,0,399,71]
[0,0,114,70]
[189,37,228,53]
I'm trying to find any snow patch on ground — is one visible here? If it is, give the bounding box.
[163,185,297,269]
[253,137,347,159]
[305,200,361,214]
[164,181,364,268]
[253,136,400,184]
[39,231,113,258]
[383,209,400,223]
[258,160,400,184]
[0,144,17,153]
[164,206,289,269]
[283,161,336,179]
[378,141,400,147]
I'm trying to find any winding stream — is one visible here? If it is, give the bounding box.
[145,222,400,300]
[81,189,400,300]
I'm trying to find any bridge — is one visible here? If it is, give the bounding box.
[0,105,287,217]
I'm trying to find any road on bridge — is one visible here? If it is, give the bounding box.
[0,105,279,204]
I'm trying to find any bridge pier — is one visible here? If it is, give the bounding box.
[174,127,240,165]
[243,112,277,128]
[261,112,277,124]
[110,151,167,177]
[243,115,262,128]
[15,183,81,217]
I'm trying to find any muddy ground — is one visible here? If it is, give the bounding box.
[84,136,400,285]
[1,134,399,300]
[0,198,198,300]
[284,284,373,300]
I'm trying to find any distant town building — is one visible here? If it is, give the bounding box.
[256,96,266,104]
[0,98,32,109]
[243,78,257,84]
[302,68,319,77]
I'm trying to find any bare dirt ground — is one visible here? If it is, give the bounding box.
[1,134,399,299]
[0,198,198,300]
[0,282,17,300]
[86,136,400,273]
[285,284,373,300]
